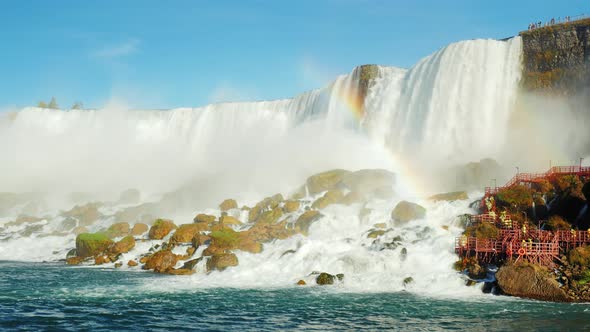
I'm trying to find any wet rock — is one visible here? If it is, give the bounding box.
[66,248,77,259]
[248,194,284,223]
[131,223,148,236]
[148,219,177,240]
[294,210,322,235]
[367,229,386,239]
[166,268,195,275]
[428,191,469,202]
[20,223,44,237]
[72,226,88,235]
[312,190,344,209]
[94,255,110,265]
[219,199,238,211]
[128,260,138,267]
[106,222,130,238]
[341,169,395,195]
[281,249,296,258]
[193,214,216,225]
[297,280,307,286]
[306,169,350,195]
[283,200,301,213]
[181,257,203,271]
[76,232,114,258]
[59,217,78,231]
[219,215,242,226]
[119,189,141,205]
[253,206,283,225]
[340,191,364,205]
[114,262,123,268]
[496,262,571,302]
[170,223,208,243]
[403,277,414,286]
[391,201,426,224]
[467,263,486,279]
[114,203,157,224]
[206,253,239,271]
[108,235,135,255]
[373,223,387,229]
[66,256,85,265]
[400,247,407,261]
[62,203,102,227]
[191,233,211,249]
[316,272,341,285]
[143,250,179,273]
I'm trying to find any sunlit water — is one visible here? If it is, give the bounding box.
[1,262,589,331]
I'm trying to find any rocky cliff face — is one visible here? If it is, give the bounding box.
[520,18,590,94]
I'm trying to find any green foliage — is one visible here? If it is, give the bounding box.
[552,175,584,199]
[576,270,590,285]
[496,185,533,209]
[464,222,499,239]
[545,215,571,231]
[47,97,59,109]
[568,245,590,267]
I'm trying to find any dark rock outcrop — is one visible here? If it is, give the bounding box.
[496,263,570,302]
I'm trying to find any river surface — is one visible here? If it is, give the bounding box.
[1,261,589,331]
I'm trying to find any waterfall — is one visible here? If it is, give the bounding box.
[0,37,524,296]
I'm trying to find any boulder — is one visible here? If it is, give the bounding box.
[148,219,177,240]
[312,190,344,209]
[403,277,414,286]
[391,201,426,224]
[283,200,301,213]
[119,189,141,205]
[191,233,211,249]
[207,253,239,271]
[143,250,179,273]
[59,218,77,231]
[166,268,195,275]
[62,203,102,226]
[128,260,138,267]
[219,199,238,211]
[341,169,395,195]
[255,207,283,224]
[131,223,149,236]
[206,227,263,254]
[306,169,350,195]
[193,213,216,225]
[294,210,322,235]
[367,229,386,239]
[496,262,571,302]
[94,255,110,265]
[428,191,468,202]
[76,233,114,258]
[297,280,307,286]
[66,256,84,265]
[248,194,284,223]
[219,215,242,226]
[106,222,130,238]
[316,272,343,285]
[181,257,203,271]
[72,226,88,235]
[245,220,293,243]
[170,223,208,243]
[114,262,123,268]
[108,235,135,255]
[340,191,364,205]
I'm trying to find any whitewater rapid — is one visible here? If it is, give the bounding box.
[0,37,523,296]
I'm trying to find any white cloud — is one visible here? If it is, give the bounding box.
[93,39,140,58]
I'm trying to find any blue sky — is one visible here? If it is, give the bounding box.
[0,0,587,110]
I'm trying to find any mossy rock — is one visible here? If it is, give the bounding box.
[496,185,533,209]
[108,235,135,255]
[464,222,499,239]
[256,207,283,224]
[219,199,238,211]
[367,229,386,239]
[294,210,322,235]
[219,215,242,226]
[207,253,239,272]
[316,272,341,285]
[170,223,208,243]
[191,233,211,249]
[248,194,284,223]
[428,191,468,202]
[209,228,241,249]
[193,214,216,225]
[75,232,114,258]
[148,219,177,240]
[305,169,350,195]
[391,201,426,224]
[311,190,344,209]
[283,200,301,213]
